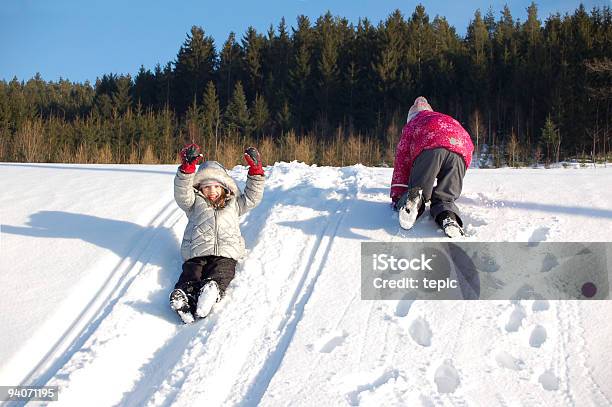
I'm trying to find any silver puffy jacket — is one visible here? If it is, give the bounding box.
[174,161,264,261]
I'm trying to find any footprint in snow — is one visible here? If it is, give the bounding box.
[532,299,550,312]
[494,351,525,371]
[408,317,432,347]
[538,370,560,391]
[505,304,526,332]
[460,211,488,229]
[315,330,348,354]
[529,325,547,348]
[433,360,460,394]
[540,253,559,272]
[343,367,402,406]
[527,227,550,244]
[394,292,417,318]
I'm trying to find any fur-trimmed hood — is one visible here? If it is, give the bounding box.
[192,161,239,196]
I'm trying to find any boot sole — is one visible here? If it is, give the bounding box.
[170,289,195,324]
[398,190,423,230]
[195,283,220,318]
[399,206,419,230]
[443,224,465,238]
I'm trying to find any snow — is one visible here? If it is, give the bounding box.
[1,161,612,406]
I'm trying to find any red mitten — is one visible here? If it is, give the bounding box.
[179,144,203,174]
[244,147,264,176]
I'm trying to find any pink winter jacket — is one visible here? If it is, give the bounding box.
[390,111,474,201]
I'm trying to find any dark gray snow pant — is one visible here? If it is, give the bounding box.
[174,255,237,297]
[409,148,466,225]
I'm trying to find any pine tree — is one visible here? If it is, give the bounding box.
[185,95,202,143]
[522,2,544,146]
[407,5,433,93]
[112,75,132,116]
[352,18,379,131]
[568,4,595,151]
[374,12,404,120]
[202,81,221,157]
[490,6,519,142]
[133,66,155,109]
[484,7,496,38]
[289,15,314,133]
[225,81,251,139]
[276,100,292,135]
[428,16,461,108]
[467,10,489,68]
[316,12,339,132]
[265,18,292,116]
[0,82,11,144]
[93,74,118,119]
[541,114,559,164]
[251,93,270,140]
[173,26,217,114]
[242,27,265,100]
[524,3,542,50]
[218,32,243,108]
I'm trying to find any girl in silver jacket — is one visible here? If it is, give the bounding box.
[170,144,265,324]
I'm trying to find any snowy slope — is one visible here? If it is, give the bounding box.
[1,162,611,406]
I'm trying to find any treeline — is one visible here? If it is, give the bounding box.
[1,3,611,167]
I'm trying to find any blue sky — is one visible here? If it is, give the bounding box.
[0,0,609,83]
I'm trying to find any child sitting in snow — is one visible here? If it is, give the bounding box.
[169,144,265,323]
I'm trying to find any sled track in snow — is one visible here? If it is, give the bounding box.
[237,169,361,406]
[558,301,611,407]
[120,314,220,407]
[20,201,182,390]
[238,197,352,405]
[556,300,581,406]
[571,302,612,406]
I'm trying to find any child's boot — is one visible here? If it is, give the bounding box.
[398,187,425,230]
[170,288,195,324]
[196,280,221,318]
[436,210,465,238]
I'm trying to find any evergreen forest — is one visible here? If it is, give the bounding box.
[1,3,611,167]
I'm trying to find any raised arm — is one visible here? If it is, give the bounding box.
[174,144,203,212]
[390,126,413,204]
[237,147,265,216]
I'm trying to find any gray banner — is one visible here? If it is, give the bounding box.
[361,242,611,300]
[0,386,58,402]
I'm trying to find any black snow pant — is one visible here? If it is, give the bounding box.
[409,148,467,226]
[174,255,237,298]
